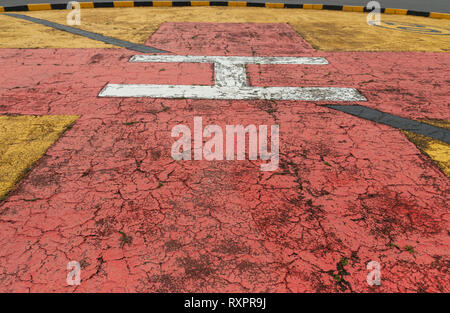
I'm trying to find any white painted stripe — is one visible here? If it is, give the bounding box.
[214,62,247,87]
[100,54,366,101]
[129,55,329,65]
[98,84,367,101]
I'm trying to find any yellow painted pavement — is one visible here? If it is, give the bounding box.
[0,115,79,200]
[0,7,449,51]
[404,120,450,177]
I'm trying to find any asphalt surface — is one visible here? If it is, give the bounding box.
[1,0,449,293]
[1,0,450,14]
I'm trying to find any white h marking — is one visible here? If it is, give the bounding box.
[98,55,366,101]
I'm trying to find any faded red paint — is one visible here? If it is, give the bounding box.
[0,22,448,293]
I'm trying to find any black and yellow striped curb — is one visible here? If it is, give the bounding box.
[0,2,449,19]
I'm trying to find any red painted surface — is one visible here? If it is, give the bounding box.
[0,22,448,292]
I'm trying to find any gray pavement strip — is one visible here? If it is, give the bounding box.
[3,13,170,54]
[327,105,450,144]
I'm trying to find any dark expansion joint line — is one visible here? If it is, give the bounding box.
[4,13,170,54]
[327,105,450,144]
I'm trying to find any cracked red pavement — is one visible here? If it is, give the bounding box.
[0,22,449,292]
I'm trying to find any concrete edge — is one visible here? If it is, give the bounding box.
[0,2,449,19]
